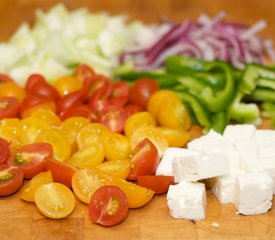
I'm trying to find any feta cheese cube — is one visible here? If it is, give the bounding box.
[172,154,229,183]
[235,172,273,215]
[211,169,245,204]
[167,181,206,220]
[255,130,275,158]
[223,124,256,144]
[156,147,200,176]
[187,131,240,169]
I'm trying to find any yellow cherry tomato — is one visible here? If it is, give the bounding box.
[124,111,156,139]
[103,132,131,161]
[0,82,26,103]
[71,168,113,204]
[34,182,75,219]
[30,109,62,130]
[0,118,20,126]
[130,126,169,157]
[66,143,105,169]
[156,126,190,147]
[35,128,71,162]
[20,170,53,202]
[52,76,82,96]
[112,178,155,209]
[76,123,110,149]
[96,159,131,179]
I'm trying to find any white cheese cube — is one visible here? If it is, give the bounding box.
[172,154,229,183]
[234,138,259,172]
[156,147,200,176]
[211,169,245,204]
[187,131,240,169]
[167,181,206,220]
[223,124,256,144]
[235,172,273,215]
[255,130,275,158]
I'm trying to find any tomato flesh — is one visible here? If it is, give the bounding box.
[89,185,128,226]
[0,137,10,163]
[0,96,19,119]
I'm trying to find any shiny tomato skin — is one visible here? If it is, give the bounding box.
[59,104,96,122]
[0,164,24,196]
[45,158,76,189]
[123,104,143,118]
[98,105,127,133]
[127,138,160,181]
[0,82,26,103]
[53,76,83,97]
[8,142,53,179]
[89,185,128,227]
[0,137,10,164]
[0,96,19,119]
[25,73,46,92]
[129,78,159,109]
[75,64,95,89]
[137,175,174,195]
[28,80,60,101]
[57,90,87,114]
[0,73,14,83]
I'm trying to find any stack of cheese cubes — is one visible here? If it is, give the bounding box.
[156,124,275,220]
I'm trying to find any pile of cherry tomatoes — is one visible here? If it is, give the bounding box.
[0,64,191,226]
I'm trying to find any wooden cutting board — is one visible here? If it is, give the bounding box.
[1,1,275,239]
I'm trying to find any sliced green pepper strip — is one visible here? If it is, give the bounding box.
[165,55,206,74]
[256,78,275,90]
[175,90,212,128]
[247,88,275,102]
[193,72,225,91]
[201,61,236,113]
[240,64,275,94]
[177,76,209,95]
[205,111,228,134]
[262,102,275,118]
[228,91,260,124]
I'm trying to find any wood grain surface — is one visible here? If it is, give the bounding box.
[1,1,275,240]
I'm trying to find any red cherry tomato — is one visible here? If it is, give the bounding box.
[8,143,53,179]
[25,74,60,101]
[45,158,76,188]
[60,104,97,122]
[108,96,129,108]
[88,98,110,115]
[129,78,159,109]
[85,74,113,98]
[123,104,143,118]
[137,175,174,194]
[127,138,160,181]
[0,164,24,196]
[89,185,128,226]
[0,96,19,119]
[75,64,95,89]
[0,138,10,164]
[0,74,14,83]
[57,90,87,113]
[98,105,127,133]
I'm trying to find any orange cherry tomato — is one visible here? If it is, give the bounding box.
[20,170,53,202]
[89,185,128,226]
[0,82,26,103]
[35,182,75,219]
[156,127,190,147]
[72,168,113,204]
[52,75,83,96]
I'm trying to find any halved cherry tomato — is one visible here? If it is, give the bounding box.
[75,63,95,89]
[130,127,169,157]
[156,127,190,147]
[96,160,131,179]
[0,73,14,83]
[72,168,113,204]
[98,105,127,133]
[129,78,159,109]
[66,143,105,169]
[127,138,159,181]
[0,82,26,103]
[57,90,87,114]
[124,111,156,139]
[0,138,10,163]
[52,75,83,96]
[8,142,53,179]
[87,98,110,115]
[108,81,129,107]
[25,74,60,101]
[89,185,128,226]
[137,175,174,195]
[20,170,53,202]
[103,132,131,162]
[59,104,96,122]
[0,96,19,119]
[20,94,56,118]
[0,118,20,127]
[30,109,62,130]
[112,178,155,209]
[0,164,24,196]
[45,158,76,188]
[35,182,75,219]
[76,123,110,149]
[35,128,71,162]
[123,104,143,118]
[85,74,113,98]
